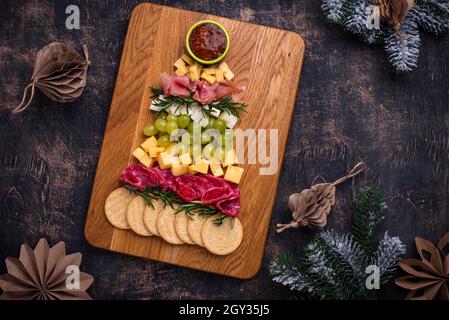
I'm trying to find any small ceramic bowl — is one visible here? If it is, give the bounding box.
[185,20,230,65]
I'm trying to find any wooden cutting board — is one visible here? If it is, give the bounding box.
[85,2,305,279]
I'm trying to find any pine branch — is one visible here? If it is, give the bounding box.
[344,0,385,45]
[352,186,386,256]
[321,0,349,24]
[150,87,247,119]
[412,0,449,35]
[373,232,406,284]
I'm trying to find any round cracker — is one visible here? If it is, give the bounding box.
[104,187,135,229]
[143,200,164,236]
[202,215,243,256]
[187,214,207,246]
[175,213,195,245]
[157,206,184,244]
[127,196,153,236]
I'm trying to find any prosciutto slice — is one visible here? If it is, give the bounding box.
[159,74,241,104]
[120,164,241,217]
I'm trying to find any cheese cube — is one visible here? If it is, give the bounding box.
[224,165,244,184]
[175,66,188,77]
[209,107,221,118]
[187,165,198,174]
[179,153,192,166]
[141,136,158,152]
[222,149,237,167]
[149,100,163,112]
[165,143,178,156]
[171,156,181,166]
[148,147,165,157]
[189,63,202,81]
[203,67,217,75]
[219,112,239,129]
[133,147,154,168]
[215,69,224,82]
[218,62,234,80]
[189,159,209,174]
[181,54,194,65]
[200,72,216,85]
[171,163,187,176]
[210,163,224,177]
[157,152,174,169]
[174,58,187,69]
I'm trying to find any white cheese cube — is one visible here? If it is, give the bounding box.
[219,112,239,129]
[210,107,221,118]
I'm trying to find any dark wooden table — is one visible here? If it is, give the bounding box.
[1,0,448,300]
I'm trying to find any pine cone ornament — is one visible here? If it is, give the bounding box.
[277,162,365,232]
[395,232,449,300]
[10,42,90,114]
[0,238,94,300]
[374,0,415,31]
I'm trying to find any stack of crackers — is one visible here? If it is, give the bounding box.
[104,187,243,255]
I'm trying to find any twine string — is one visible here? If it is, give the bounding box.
[10,81,36,114]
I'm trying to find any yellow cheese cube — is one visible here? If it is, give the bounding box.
[200,72,216,85]
[171,163,187,176]
[222,149,237,167]
[181,54,194,65]
[141,136,158,152]
[215,69,224,82]
[189,63,202,81]
[179,153,192,166]
[165,143,178,156]
[148,147,165,157]
[210,163,224,177]
[174,58,186,69]
[189,159,209,174]
[224,165,244,184]
[133,147,154,168]
[171,156,181,166]
[157,152,173,169]
[218,62,234,80]
[203,67,217,75]
[175,66,188,76]
[187,165,198,174]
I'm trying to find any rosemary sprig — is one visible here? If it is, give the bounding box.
[150,87,247,119]
[124,183,227,225]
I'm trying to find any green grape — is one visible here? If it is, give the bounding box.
[202,143,215,159]
[155,119,167,132]
[157,112,168,120]
[206,118,215,129]
[177,115,190,129]
[213,119,227,132]
[157,135,171,147]
[187,122,194,133]
[167,114,177,122]
[166,120,178,134]
[177,143,189,155]
[201,132,211,145]
[143,123,158,136]
[222,130,234,146]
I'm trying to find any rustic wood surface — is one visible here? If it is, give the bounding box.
[85,3,305,279]
[1,0,448,299]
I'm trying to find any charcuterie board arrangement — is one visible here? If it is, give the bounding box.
[85,3,305,278]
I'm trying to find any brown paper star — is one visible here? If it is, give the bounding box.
[395,232,449,300]
[0,238,94,300]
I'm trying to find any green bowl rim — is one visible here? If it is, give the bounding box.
[185,19,230,65]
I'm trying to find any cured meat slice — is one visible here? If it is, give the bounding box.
[160,73,191,97]
[214,80,241,100]
[192,82,219,104]
[201,187,231,204]
[120,164,162,190]
[216,195,240,217]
